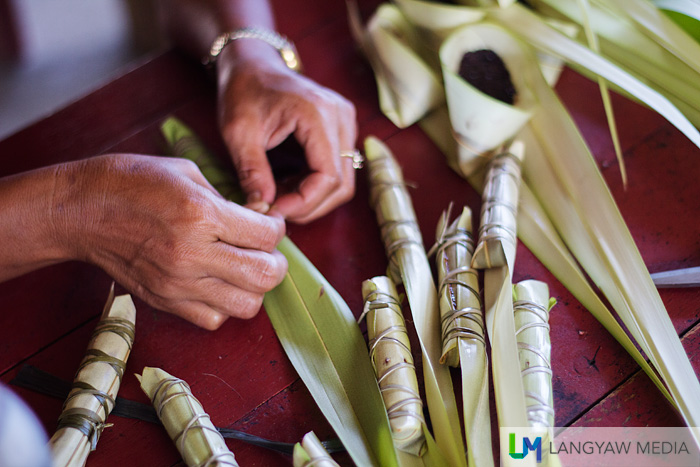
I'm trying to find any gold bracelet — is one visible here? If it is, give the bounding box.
[203,26,302,72]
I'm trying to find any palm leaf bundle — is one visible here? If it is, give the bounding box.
[137,367,239,466]
[365,136,466,467]
[469,140,532,458]
[161,117,398,467]
[360,276,425,456]
[50,286,136,467]
[432,206,493,467]
[512,280,556,430]
[512,280,558,466]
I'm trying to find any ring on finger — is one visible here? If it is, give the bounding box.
[340,149,365,170]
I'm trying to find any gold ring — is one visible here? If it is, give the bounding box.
[340,150,365,169]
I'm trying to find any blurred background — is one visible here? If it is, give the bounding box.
[0,0,159,139]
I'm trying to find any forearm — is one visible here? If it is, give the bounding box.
[0,165,72,281]
[159,0,277,62]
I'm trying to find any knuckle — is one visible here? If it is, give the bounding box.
[256,218,285,251]
[202,313,228,331]
[237,293,264,319]
[339,95,356,118]
[174,157,199,174]
[251,256,283,290]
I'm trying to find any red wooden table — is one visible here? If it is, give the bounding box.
[1,1,699,465]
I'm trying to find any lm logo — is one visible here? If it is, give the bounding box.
[509,433,542,462]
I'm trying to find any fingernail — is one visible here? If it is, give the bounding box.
[245,200,270,214]
[268,204,286,220]
[247,191,262,203]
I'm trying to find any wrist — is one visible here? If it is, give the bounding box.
[0,164,78,280]
[48,160,92,263]
[209,27,301,77]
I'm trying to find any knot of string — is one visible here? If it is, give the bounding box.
[56,407,110,451]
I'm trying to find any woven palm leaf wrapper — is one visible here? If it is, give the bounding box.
[432,206,493,467]
[360,276,425,456]
[50,285,136,467]
[365,135,465,467]
[513,280,558,465]
[293,431,340,467]
[137,367,238,467]
[472,142,524,269]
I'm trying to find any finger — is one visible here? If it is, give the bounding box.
[204,244,288,294]
[212,199,286,252]
[221,120,277,204]
[289,155,357,224]
[167,299,230,331]
[191,276,267,320]
[281,97,358,223]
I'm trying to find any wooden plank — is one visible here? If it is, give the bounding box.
[572,321,700,428]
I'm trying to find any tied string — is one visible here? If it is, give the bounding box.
[432,219,486,354]
[64,381,115,419]
[76,349,127,382]
[476,150,522,248]
[381,220,423,281]
[514,299,554,428]
[57,407,111,451]
[488,151,522,182]
[153,377,239,467]
[92,317,135,351]
[368,154,424,279]
[369,326,426,427]
[477,222,517,247]
[361,290,425,427]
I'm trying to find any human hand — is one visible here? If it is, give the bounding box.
[216,42,358,224]
[53,154,288,330]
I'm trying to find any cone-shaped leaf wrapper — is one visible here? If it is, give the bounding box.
[50,286,136,467]
[361,276,425,456]
[433,206,493,467]
[440,25,535,175]
[138,367,238,467]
